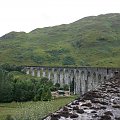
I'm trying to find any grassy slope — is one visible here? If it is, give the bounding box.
[0,13,120,67]
[0,97,76,120]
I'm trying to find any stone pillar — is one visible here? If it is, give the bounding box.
[31,67,35,76]
[102,69,107,84]
[48,68,51,80]
[92,72,97,89]
[87,71,91,92]
[79,70,82,96]
[59,69,64,87]
[70,70,74,83]
[110,69,114,78]
[74,69,76,94]
[53,68,58,84]
[26,68,30,75]
[37,68,40,77]
[64,69,69,85]
[95,70,99,86]
[98,74,102,85]
[106,68,111,79]
[80,71,85,94]
[68,69,74,94]
[75,70,80,94]
[81,69,88,94]
[42,68,46,77]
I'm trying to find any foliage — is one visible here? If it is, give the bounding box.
[0,68,14,102]
[55,83,60,88]
[62,56,75,65]
[13,79,35,102]
[0,67,53,102]
[31,55,45,64]
[1,63,22,72]
[63,84,69,91]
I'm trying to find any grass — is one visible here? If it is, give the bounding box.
[0,96,76,120]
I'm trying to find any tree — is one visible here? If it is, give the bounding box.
[54,83,60,90]
[63,84,69,91]
[1,63,22,72]
[41,86,52,101]
[0,68,14,102]
[13,79,35,102]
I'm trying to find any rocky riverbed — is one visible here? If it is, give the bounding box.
[44,73,120,120]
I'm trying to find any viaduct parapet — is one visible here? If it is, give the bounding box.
[23,66,120,95]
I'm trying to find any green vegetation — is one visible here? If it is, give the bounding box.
[0,13,120,67]
[0,64,72,103]
[0,64,54,102]
[0,96,76,120]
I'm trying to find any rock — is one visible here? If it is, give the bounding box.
[92,114,99,118]
[50,114,60,120]
[70,113,78,118]
[77,109,84,114]
[104,111,113,116]
[115,117,120,120]
[91,99,100,103]
[99,101,108,105]
[100,115,111,120]
[51,117,59,120]
[63,106,68,111]
[59,111,69,118]
[77,99,85,102]
[73,106,79,110]
[71,102,76,105]
[81,103,92,107]
[82,91,101,100]
[67,105,72,108]
[91,111,97,113]
[74,101,79,105]
[90,106,100,110]
[112,105,120,108]
[100,106,106,109]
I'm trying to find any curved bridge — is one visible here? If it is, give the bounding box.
[23,66,120,95]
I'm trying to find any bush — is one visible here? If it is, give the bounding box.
[63,84,69,91]
[31,55,45,64]
[62,56,75,65]
[1,63,22,72]
[55,83,60,88]
[5,115,15,120]
[41,86,52,101]
[50,86,57,91]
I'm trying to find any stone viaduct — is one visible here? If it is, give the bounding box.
[23,66,120,95]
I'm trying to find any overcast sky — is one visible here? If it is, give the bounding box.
[0,0,120,36]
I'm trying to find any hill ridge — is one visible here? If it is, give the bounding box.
[0,13,120,67]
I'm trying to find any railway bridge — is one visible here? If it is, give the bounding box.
[23,66,119,95]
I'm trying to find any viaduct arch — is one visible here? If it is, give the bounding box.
[23,66,120,95]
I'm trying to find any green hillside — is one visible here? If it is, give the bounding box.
[0,13,120,67]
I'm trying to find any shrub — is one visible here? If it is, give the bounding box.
[63,84,69,91]
[62,56,75,65]
[55,83,60,88]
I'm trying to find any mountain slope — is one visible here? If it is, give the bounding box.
[0,13,120,67]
